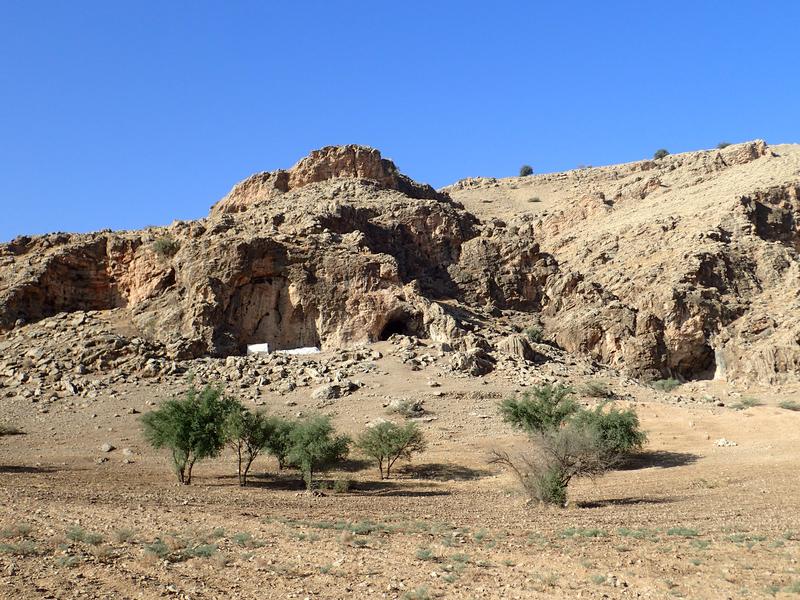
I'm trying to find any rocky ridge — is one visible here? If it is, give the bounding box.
[1,141,799,392]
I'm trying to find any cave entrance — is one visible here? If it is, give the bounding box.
[378,309,424,341]
[673,343,716,381]
[379,318,414,340]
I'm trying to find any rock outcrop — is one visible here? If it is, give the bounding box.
[1,141,799,384]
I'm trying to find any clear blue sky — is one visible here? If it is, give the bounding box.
[2,1,799,242]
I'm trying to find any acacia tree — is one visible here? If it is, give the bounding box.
[493,384,646,505]
[499,384,578,434]
[286,416,350,492]
[490,423,615,506]
[357,421,426,479]
[263,417,295,470]
[224,405,277,486]
[141,385,237,484]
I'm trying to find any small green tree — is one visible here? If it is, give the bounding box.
[716,141,731,149]
[519,164,534,177]
[286,416,350,492]
[140,385,237,484]
[499,384,578,434]
[653,148,669,160]
[264,417,295,470]
[357,421,426,479]
[224,405,277,486]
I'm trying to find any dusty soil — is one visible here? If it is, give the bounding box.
[2,341,800,599]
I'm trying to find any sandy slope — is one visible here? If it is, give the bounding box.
[2,340,800,599]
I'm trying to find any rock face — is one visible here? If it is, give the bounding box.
[1,141,799,384]
[445,141,800,383]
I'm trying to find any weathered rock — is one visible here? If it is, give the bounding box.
[496,334,543,362]
[450,348,494,376]
[1,141,798,384]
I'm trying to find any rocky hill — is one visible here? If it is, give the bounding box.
[1,141,798,388]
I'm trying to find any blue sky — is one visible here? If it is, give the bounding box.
[1,1,798,241]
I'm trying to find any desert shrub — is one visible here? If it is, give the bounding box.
[66,526,104,545]
[286,416,350,491]
[114,529,136,543]
[730,397,763,410]
[404,588,431,600]
[224,405,277,486]
[667,527,700,538]
[651,378,680,392]
[152,236,180,257]
[357,421,426,479]
[263,416,295,469]
[716,141,731,149]
[0,523,33,539]
[653,149,669,160]
[491,423,616,506]
[524,325,543,342]
[415,547,434,561]
[519,165,534,177]
[581,381,612,398]
[779,400,800,412]
[0,541,37,556]
[530,464,568,505]
[571,403,647,456]
[499,384,578,434]
[140,385,237,484]
[332,477,352,493]
[495,385,646,505]
[0,424,22,437]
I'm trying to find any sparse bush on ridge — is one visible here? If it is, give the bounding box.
[524,325,543,342]
[730,397,763,410]
[519,164,533,177]
[357,421,426,479]
[653,149,669,160]
[716,141,731,149]
[779,400,800,412]
[152,235,180,257]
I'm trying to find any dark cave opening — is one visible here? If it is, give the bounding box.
[379,316,416,341]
